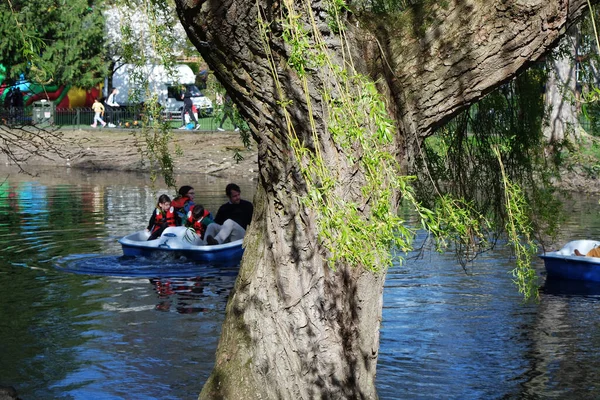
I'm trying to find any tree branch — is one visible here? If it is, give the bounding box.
[0,124,84,174]
[358,0,595,136]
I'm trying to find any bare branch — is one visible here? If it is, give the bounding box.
[0,123,84,174]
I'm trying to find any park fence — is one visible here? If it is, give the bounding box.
[0,105,235,132]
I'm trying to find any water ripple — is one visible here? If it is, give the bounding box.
[53,253,241,278]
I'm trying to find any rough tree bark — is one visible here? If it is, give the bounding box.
[173,0,593,398]
[543,26,581,143]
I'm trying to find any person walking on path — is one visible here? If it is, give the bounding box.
[180,91,197,129]
[217,94,238,132]
[12,88,24,124]
[4,88,14,123]
[91,98,107,128]
[105,88,120,127]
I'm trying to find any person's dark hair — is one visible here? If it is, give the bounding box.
[157,194,171,205]
[192,204,205,220]
[177,185,194,197]
[225,183,240,197]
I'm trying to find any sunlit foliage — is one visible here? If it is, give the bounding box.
[0,0,107,87]
[413,67,564,264]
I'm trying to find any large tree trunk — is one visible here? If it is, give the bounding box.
[173,1,592,398]
[543,26,581,143]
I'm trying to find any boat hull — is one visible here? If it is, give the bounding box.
[118,227,244,263]
[540,240,600,282]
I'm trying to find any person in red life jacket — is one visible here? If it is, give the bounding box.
[146,194,181,240]
[171,185,195,224]
[185,204,215,240]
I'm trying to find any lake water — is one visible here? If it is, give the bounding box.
[1,168,599,399]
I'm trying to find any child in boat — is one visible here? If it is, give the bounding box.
[171,186,195,224]
[185,204,214,241]
[147,194,181,240]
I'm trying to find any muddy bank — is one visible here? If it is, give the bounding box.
[551,165,600,194]
[1,128,259,179]
[2,126,599,193]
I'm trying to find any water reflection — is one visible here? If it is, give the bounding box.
[53,253,241,315]
[54,253,241,277]
[4,167,600,399]
[0,168,254,399]
[512,276,600,399]
[151,276,209,313]
[0,178,107,263]
[543,277,600,297]
[378,248,541,399]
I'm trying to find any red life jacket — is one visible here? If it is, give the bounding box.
[153,206,176,232]
[171,196,193,218]
[171,196,191,210]
[187,209,211,238]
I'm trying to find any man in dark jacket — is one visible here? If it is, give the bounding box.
[180,90,197,129]
[12,88,24,124]
[205,183,253,245]
[3,88,13,109]
[4,88,13,123]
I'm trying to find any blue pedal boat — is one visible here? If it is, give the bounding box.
[119,226,244,263]
[540,240,600,282]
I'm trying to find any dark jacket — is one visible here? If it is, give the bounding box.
[214,199,253,229]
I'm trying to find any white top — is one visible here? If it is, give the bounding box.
[106,91,119,107]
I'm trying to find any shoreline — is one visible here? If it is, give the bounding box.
[2,127,600,194]
[1,128,259,179]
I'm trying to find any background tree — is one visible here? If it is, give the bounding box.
[413,66,564,264]
[172,0,597,398]
[577,6,600,135]
[0,0,107,87]
[543,26,582,143]
[0,0,99,177]
[103,2,185,70]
